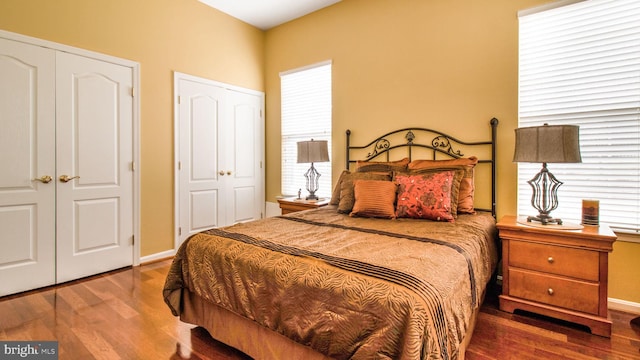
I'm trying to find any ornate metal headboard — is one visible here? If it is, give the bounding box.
[345,118,499,216]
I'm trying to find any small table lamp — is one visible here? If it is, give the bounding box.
[297,139,329,200]
[513,123,582,225]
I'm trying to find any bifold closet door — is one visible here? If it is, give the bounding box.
[0,38,56,296]
[55,51,134,283]
[176,75,264,248]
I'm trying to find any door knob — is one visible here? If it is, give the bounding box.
[33,175,53,183]
[226,171,232,175]
[219,171,225,176]
[59,175,80,183]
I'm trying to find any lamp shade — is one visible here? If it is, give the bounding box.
[513,124,582,163]
[297,140,329,163]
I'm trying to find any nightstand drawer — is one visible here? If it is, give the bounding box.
[509,240,599,281]
[509,268,600,315]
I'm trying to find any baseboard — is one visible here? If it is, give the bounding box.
[140,249,175,264]
[265,201,282,218]
[608,297,640,315]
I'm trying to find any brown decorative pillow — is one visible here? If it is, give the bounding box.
[350,180,397,219]
[395,171,456,222]
[330,170,350,205]
[338,172,392,213]
[355,157,410,173]
[407,156,478,214]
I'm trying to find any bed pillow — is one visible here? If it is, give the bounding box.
[349,180,397,219]
[355,157,410,173]
[395,170,456,222]
[338,172,392,213]
[402,168,464,217]
[330,170,350,205]
[407,156,478,214]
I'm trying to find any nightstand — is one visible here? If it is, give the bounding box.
[277,197,330,215]
[497,215,617,337]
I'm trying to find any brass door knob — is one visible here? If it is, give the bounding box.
[59,175,80,183]
[548,257,554,264]
[219,171,225,176]
[547,288,554,295]
[226,171,232,175]
[33,175,53,183]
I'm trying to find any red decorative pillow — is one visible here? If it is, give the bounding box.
[407,156,478,214]
[395,171,456,222]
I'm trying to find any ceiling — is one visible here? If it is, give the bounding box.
[198,0,342,30]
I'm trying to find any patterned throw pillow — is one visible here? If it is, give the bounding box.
[395,171,456,222]
[407,156,478,214]
[349,180,398,219]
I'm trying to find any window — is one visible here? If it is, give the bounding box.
[281,61,332,198]
[518,0,640,233]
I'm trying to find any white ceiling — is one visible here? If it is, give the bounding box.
[198,0,342,30]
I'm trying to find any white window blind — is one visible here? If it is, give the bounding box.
[518,0,640,233]
[281,61,332,198]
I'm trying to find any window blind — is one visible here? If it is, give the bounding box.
[281,61,332,198]
[518,0,640,233]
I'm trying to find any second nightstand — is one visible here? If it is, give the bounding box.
[277,197,330,215]
[497,215,617,337]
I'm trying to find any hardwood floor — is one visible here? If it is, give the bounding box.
[1,259,638,360]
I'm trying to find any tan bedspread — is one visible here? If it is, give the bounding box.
[164,206,498,360]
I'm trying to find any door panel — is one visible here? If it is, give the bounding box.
[190,190,218,231]
[55,52,134,283]
[178,78,225,245]
[0,38,56,296]
[228,90,263,224]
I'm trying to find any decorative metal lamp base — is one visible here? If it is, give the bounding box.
[304,163,321,200]
[526,163,564,225]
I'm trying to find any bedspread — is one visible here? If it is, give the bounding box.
[163,206,498,360]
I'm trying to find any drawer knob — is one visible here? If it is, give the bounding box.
[548,288,554,295]
[547,256,554,264]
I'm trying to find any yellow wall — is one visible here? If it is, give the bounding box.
[0,0,264,256]
[264,0,640,304]
[264,0,553,216]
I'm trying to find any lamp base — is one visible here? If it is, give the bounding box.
[305,193,319,201]
[527,213,563,225]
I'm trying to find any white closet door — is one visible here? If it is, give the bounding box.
[175,74,265,248]
[55,52,134,283]
[0,38,56,296]
[226,89,264,224]
[177,78,226,245]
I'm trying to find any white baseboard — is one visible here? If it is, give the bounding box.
[608,297,640,315]
[140,249,175,264]
[266,201,282,218]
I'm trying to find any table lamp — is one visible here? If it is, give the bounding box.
[297,139,329,200]
[513,123,581,225]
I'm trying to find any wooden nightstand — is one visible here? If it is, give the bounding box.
[277,197,330,215]
[497,215,617,337]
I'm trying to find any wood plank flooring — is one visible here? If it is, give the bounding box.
[1,259,638,359]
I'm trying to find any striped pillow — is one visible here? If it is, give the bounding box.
[349,180,397,219]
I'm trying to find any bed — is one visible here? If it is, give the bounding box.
[164,118,500,360]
